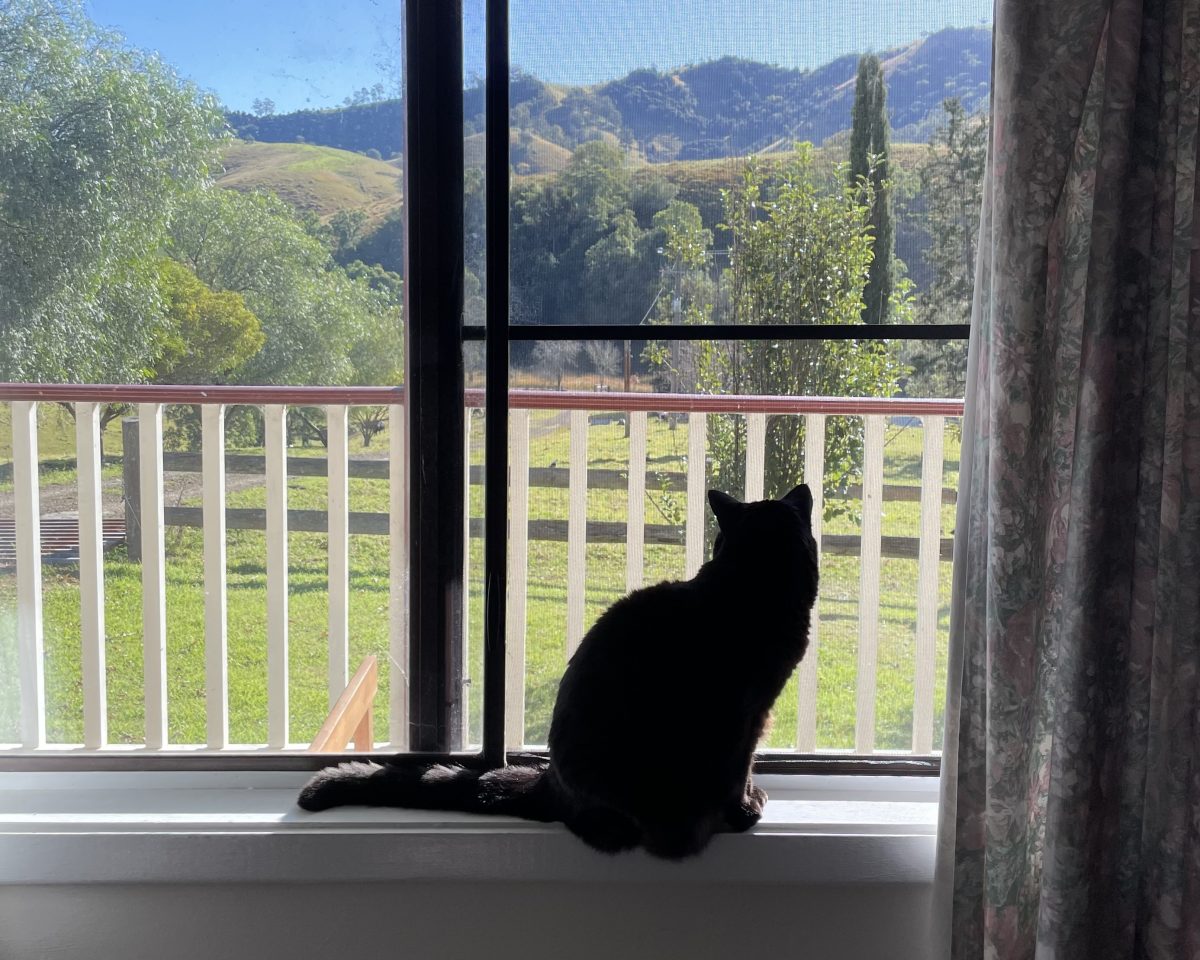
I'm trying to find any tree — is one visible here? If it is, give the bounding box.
[0,0,225,383]
[511,140,642,326]
[649,146,903,515]
[906,98,987,396]
[532,340,582,390]
[585,341,621,381]
[251,97,276,117]
[167,188,399,388]
[581,208,653,324]
[329,209,368,256]
[848,54,894,325]
[350,407,388,446]
[153,259,264,384]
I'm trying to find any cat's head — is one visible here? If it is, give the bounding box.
[707,485,819,584]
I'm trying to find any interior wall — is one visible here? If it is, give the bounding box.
[0,880,931,960]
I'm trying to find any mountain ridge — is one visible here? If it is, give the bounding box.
[227,26,990,163]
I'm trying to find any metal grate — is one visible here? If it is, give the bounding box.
[0,517,126,566]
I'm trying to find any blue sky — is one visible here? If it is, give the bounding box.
[87,0,993,113]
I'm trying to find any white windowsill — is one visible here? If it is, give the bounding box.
[0,771,938,886]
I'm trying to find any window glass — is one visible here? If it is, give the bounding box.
[0,0,410,754]
[510,340,961,753]
[502,2,989,335]
[501,0,988,755]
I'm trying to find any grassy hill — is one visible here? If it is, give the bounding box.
[464,129,573,175]
[218,141,403,223]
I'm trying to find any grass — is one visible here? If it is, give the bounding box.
[0,403,959,753]
[218,141,403,225]
[0,404,125,494]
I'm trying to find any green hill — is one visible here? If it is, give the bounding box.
[217,141,403,223]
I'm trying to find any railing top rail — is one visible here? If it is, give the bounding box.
[0,384,404,405]
[498,390,965,416]
[0,384,964,416]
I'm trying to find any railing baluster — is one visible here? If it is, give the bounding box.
[201,404,228,750]
[685,412,707,577]
[461,407,473,746]
[263,404,289,749]
[854,414,885,754]
[912,415,946,754]
[505,409,531,748]
[625,411,647,593]
[388,403,408,749]
[797,413,825,752]
[12,401,46,749]
[566,409,588,655]
[75,402,107,749]
[744,412,766,501]
[327,404,350,710]
[138,402,168,749]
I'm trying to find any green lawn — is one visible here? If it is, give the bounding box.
[0,405,959,753]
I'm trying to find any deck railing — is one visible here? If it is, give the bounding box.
[0,384,963,757]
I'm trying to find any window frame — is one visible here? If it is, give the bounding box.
[0,0,966,776]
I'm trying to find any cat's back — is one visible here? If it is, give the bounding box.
[574,575,715,660]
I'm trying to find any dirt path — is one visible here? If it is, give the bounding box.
[0,470,271,521]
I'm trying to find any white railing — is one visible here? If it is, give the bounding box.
[0,384,962,757]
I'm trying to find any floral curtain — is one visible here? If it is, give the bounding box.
[935,0,1199,957]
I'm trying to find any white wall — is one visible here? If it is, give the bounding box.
[0,881,932,960]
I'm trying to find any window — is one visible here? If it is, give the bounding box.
[0,0,987,772]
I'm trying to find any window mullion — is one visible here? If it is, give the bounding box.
[481,0,511,768]
[404,0,466,753]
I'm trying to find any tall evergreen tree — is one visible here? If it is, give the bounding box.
[848,54,894,324]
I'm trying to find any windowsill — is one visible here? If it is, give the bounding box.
[0,772,938,886]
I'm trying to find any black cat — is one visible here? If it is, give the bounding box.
[297,484,819,859]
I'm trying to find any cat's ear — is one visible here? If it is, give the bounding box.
[781,484,814,519]
[708,489,746,529]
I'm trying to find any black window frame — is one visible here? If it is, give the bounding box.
[4,0,965,775]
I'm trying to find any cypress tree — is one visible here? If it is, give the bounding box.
[848,55,894,324]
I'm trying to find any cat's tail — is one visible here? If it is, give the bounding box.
[296,760,559,822]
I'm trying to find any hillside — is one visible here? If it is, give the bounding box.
[591,27,988,160]
[217,141,403,223]
[463,129,573,175]
[226,26,990,164]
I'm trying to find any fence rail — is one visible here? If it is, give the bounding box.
[1,384,963,757]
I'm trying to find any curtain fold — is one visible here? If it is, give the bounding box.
[935,0,1200,957]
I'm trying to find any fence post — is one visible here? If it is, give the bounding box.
[122,417,141,561]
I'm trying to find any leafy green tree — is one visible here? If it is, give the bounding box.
[903,98,987,397]
[153,259,264,384]
[654,200,712,274]
[511,140,642,325]
[0,0,225,382]
[919,99,986,324]
[650,146,902,515]
[560,140,631,231]
[328,209,368,256]
[848,54,894,324]
[628,176,679,226]
[582,208,652,324]
[168,188,399,387]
